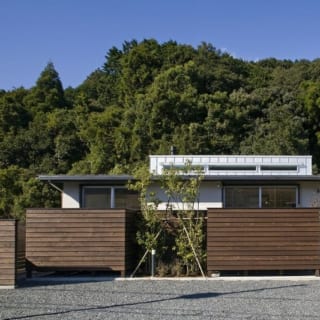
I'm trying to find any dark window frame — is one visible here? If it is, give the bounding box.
[223,185,299,208]
[81,185,139,209]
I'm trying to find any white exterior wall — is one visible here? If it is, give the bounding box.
[299,181,320,207]
[56,153,319,209]
[62,182,80,208]
[149,181,222,210]
[150,181,320,209]
[59,180,320,209]
[150,155,312,176]
[197,181,223,209]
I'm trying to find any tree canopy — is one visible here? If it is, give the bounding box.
[1,40,320,217]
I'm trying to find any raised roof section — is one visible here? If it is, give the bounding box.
[149,155,312,176]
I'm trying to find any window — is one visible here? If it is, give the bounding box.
[224,186,297,208]
[162,164,205,174]
[82,186,139,209]
[209,165,256,171]
[83,187,111,208]
[225,187,259,208]
[260,165,297,171]
[261,186,296,208]
[114,188,140,209]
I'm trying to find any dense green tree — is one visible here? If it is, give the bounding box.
[3,38,320,220]
[24,62,66,114]
[76,69,115,111]
[119,39,162,104]
[240,102,308,155]
[298,80,320,168]
[46,109,86,173]
[0,166,24,218]
[160,41,196,70]
[194,42,248,94]
[0,88,30,139]
[71,107,122,173]
[147,62,204,140]
[0,166,59,219]
[13,176,60,220]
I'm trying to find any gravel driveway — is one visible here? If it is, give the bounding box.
[1,277,320,320]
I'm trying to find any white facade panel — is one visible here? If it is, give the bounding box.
[149,181,222,211]
[59,180,320,209]
[149,155,312,176]
[62,182,80,208]
[299,182,320,207]
[157,202,222,210]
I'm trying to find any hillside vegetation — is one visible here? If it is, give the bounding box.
[1,39,320,218]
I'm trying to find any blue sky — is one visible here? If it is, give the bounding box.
[1,0,320,90]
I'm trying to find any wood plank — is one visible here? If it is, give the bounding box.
[27,213,127,219]
[208,222,320,227]
[0,252,16,258]
[26,218,127,224]
[207,235,320,239]
[207,227,320,232]
[30,260,126,266]
[208,245,319,250]
[26,247,126,252]
[25,209,137,274]
[26,227,125,233]
[0,258,15,264]
[26,241,126,247]
[207,208,320,273]
[207,250,320,256]
[207,240,319,246]
[208,265,320,270]
[26,237,126,242]
[207,236,319,242]
[208,213,319,219]
[27,222,126,228]
[0,274,15,280]
[0,220,19,286]
[208,208,319,214]
[0,242,15,248]
[27,251,126,257]
[0,248,15,253]
[207,261,320,267]
[29,256,127,262]
[0,280,15,286]
[206,218,320,223]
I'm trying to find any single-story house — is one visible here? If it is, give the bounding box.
[39,155,320,210]
[27,155,320,276]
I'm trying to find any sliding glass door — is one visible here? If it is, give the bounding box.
[224,185,297,208]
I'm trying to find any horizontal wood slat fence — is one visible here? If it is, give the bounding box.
[207,208,320,275]
[0,220,25,288]
[26,209,137,277]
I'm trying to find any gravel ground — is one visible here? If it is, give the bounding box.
[1,277,320,320]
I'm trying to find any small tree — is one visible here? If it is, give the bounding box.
[128,165,163,276]
[161,160,206,276]
[130,161,206,277]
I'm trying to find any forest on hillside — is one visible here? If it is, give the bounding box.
[1,39,320,218]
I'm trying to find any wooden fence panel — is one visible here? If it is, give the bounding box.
[26,209,137,276]
[16,223,26,282]
[0,220,25,288]
[207,208,320,274]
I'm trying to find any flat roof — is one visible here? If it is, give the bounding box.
[38,174,320,183]
[38,175,134,183]
[203,175,320,182]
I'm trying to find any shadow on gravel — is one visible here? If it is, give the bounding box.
[17,271,121,288]
[2,283,306,320]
